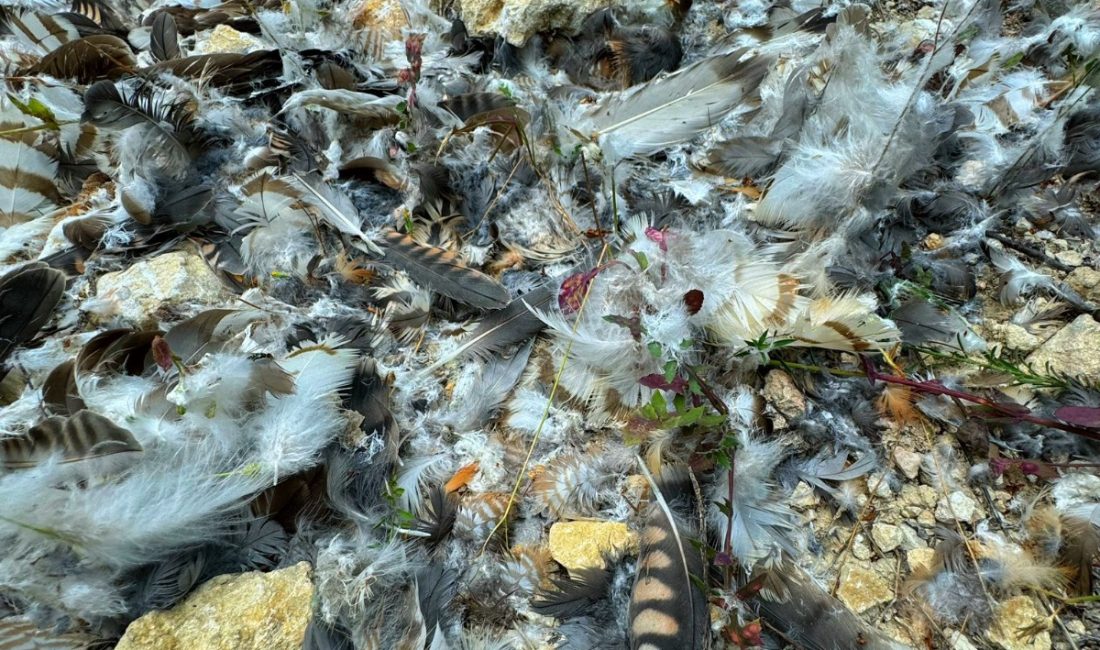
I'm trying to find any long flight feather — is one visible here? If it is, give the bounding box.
[380,230,510,310]
[583,49,770,157]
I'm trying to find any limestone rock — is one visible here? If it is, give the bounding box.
[548,521,638,571]
[871,523,903,553]
[789,481,819,510]
[195,25,265,54]
[835,565,892,613]
[1025,315,1100,379]
[906,547,936,573]
[762,369,807,419]
[91,250,224,326]
[987,596,1051,650]
[935,490,979,524]
[893,448,923,480]
[116,563,313,650]
[1066,266,1100,303]
[459,0,666,45]
[351,0,408,41]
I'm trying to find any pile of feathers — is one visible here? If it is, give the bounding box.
[0,0,1099,647]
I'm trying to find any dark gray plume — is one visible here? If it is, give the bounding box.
[415,564,457,647]
[1,409,142,470]
[532,567,612,618]
[140,550,208,611]
[162,309,238,364]
[380,230,510,310]
[235,518,289,571]
[0,262,65,368]
[149,11,179,62]
[439,92,516,122]
[422,285,552,374]
[81,81,196,155]
[704,136,783,178]
[629,465,707,650]
[303,618,353,650]
[889,298,964,345]
[314,61,356,90]
[344,358,392,438]
[755,562,908,650]
[413,485,457,548]
[153,184,213,231]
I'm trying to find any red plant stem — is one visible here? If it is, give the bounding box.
[860,357,1100,442]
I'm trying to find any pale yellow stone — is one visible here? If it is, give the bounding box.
[548,521,638,570]
[196,24,265,54]
[116,563,313,650]
[459,0,666,45]
[922,233,945,250]
[1025,315,1100,379]
[986,596,1051,650]
[762,369,806,418]
[351,0,408,39]
[906,547,936,573]
[835,565,892,613]
[92,250,224,326]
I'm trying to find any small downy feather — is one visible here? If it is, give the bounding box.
[381,230,510,310]
[0,409,142,470]
[583,48,769,158]
[0,262,65,367]
[702,136,783,178]
[629,462,707,650]
[0,615,97,649]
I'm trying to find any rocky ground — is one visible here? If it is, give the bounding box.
[1,0,1100,649]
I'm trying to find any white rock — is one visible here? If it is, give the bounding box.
[90,250,225,326]
[893,448,923,480]
[935,490,979,524]
[871,523,903,553]
[459,0,667,45]
[1025,315,1100,379]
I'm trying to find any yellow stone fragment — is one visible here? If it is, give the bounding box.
[548,521,638,571]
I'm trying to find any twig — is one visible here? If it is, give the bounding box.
[986,231,1073,272]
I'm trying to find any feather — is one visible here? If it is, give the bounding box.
[702,136,783,178]
[0,263,65,367]
[439,92,516,122]
[345,357,393,438]
[441,340,533,430]
[0,409,141,470]
[287,173,384,255]
[756,562,907,650]
[0,615,97,649]
[26,34,135,83]
[583,49,769,157]
[0,100,61,226]
[69,0,126,33]
[140,550,208,610]
[1061,515,1100,596]
[81,80,196,157]
[314,61,356,90]
[415,564,457,648]
[42,359,82,416]
[280,89,402,125]
[380,230,509,310]
[413,484,457,547]
[2,10,79,53]
[148,12,179,62]
[532,567,612,618]
[162,308,240,364]
[422,285,552,374]
[144,50,283,90]
[629,461,707,650]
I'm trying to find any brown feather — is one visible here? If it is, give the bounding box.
[1,409,141,470]
[381,230,510,310]
[26,34,135,83]
[0,263,66,367]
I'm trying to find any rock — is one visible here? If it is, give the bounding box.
[762,369,806,418]
[898,523,924,550]
[1066,267,1100,303]
[871,523,903,553]
[789,481,819,510]
[997,323,1041,352]
[936,491,979,524]
[1054,249,1083,267]
[907,547,936,573]
[852,534,873,561]
[835,565,892,613]
[893,448,923,480]
[351,0,408,41]
[459,0,666,45]
[91,250,225,326]
[548,521,638,571]
[947,629,980,650]
[195,24,265,53]
[116,563,313,650]
[1025,315,1100,379]
[917,510,937,528]
[987,596,1051,650]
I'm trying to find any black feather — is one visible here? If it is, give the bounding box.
[532,567,612,618]
[0,262,65,368]
[149,12,179,62]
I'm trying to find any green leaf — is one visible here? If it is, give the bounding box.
[1001,51,1025,69]
[679,338,693,349]
[672,393,687,413]
[7,95,58,130]
[678,406,706,426]
[632,250,649,271]
[663,360,678,382]
[640,404,657,420]
[715,499,733,517]
[647,341,663,358]
[699,414,727,427]
[650,390,667,416]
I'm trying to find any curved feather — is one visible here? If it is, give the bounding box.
[584,49,769,157]
[0,262,65,366]
[380,230,510,310]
